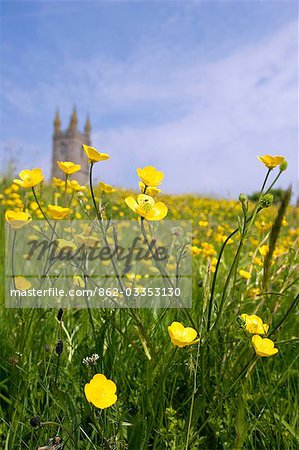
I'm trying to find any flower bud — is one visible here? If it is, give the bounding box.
[239,193,247,203]
[259,194,273,209]
[76,191,85,200]
[279,160,288,172]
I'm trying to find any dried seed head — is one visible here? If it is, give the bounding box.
[57,308,63,321]
[30,416,41,428]
[55,340,63,355]
[82,353,100,366]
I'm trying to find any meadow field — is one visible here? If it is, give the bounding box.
[0,152,298,449]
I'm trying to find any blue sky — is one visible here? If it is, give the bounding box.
[0,1,298,198]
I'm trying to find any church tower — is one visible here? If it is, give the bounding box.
[51,108,91,185]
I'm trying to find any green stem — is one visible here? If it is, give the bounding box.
[264,170,283,195]
[32,187,58,237]
[40,421,76,446]
[91,408,102,436]
[207,227,239,331]
[207,169,272,332]
[185,342,200,450]
[246,169,271,233]
[89,163,102,220]
[268,293,299,338]
[211,221,246,332]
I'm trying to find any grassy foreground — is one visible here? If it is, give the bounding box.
[0,163,298,449]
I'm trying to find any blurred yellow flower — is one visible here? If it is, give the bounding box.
[83,144,110,164]
[11,184,19,192]
[77,234,99,247]
[99,181,116,193]
[239,269,251,280]
[191,245,201,255]
[126,273,142,281]
[241,314,269,335]
[168,321,199,348]
[84,374,117,409]
[258,245,269,256]
[56,239,77,250]
[253,256,263,267]
[15,276,32,290]
[251,335,278,357]
[198,220,208,227]
[29,201,39,211]
[247,287,261,298]
[5,210,32,229]
[73,275,85,287]
[137,166,164,187]
[125,194,167,220]
[13,168,44,188]
[138,181,161,196]
[57,161,81,175]
[52,177,65,188]
[257,155,285,170]
[282,217,288,227]
[201,242,216,257]
[210,257,218,273]
[47,205,70,220]
[67,179,87,191]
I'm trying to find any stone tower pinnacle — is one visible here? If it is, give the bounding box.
[51,109,91,185]
[68,106,78,132]
[54,110,61,134]
[85,115,91,137]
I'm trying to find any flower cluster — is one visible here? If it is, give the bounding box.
[125,166,168,220]
[241,313,278,357]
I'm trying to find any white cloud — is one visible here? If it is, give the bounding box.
[2,18,298,198]
[90,20,298,197]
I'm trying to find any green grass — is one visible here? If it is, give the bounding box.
[0,178,298,450]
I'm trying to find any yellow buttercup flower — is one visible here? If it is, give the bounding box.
[83,144,110,164]
[257,155,285,170]
[47,205,70,220]
[125,194,167,220]
[15,276,32,290]
[241,314,269,335]
[13,168,44,188]
[137,166,164,187]
[251,335,278,357]
[84,374,117,409]
[57,161,81,175]
[239,269,251,280]
[5,210,32,229]
[99,181,116,194]
[168,321,199,348]
[138,182,161,196]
